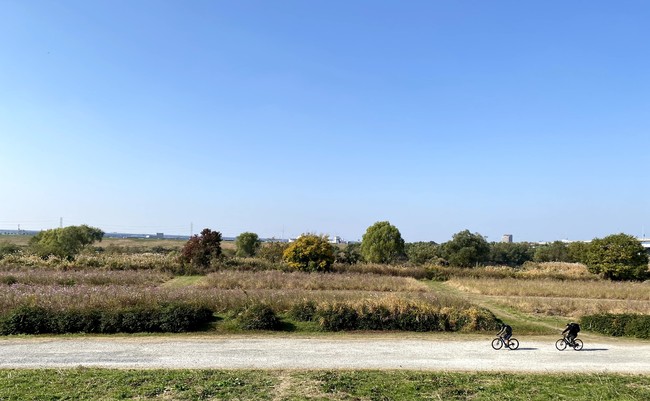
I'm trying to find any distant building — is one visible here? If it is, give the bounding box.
[501,234,513,243]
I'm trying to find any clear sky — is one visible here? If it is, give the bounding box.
[1,1,649,243]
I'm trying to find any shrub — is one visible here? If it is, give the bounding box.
[180,228,222,269]
[288,300,318,322]
[0,242,21,259]
[582,313,650,339]
[235,232,261,257]
[283,234,335,272]
[235,303,280,330]
[29,225,104,261]
[0,303,214,335]
[258,241,289,263]
[405,242,440,266]
[314,300,499,332]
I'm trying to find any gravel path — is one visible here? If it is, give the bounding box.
[1,336,649,373]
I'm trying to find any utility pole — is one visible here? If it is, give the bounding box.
[60,217,63,228]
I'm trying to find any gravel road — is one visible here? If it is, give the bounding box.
[1,336,649,373]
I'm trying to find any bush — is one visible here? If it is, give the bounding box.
[258,242,289,263]
[314,300,499,332]
[180,228,222,269]
[283,234,335,272]
[0,303,214,335]
[288,300,318,322]
[0,242,21,259]
[582,313,650,339]
[235,303,280,330]
[235,232,261,257]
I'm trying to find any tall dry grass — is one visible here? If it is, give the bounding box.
[446,278,650,300]
[0,269,170,286]
[493,296,650,317]
[201,270,428,292]
[0,284,470,315]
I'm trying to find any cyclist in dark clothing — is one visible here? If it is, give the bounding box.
[562,322,580,345]
[497,323,513,347]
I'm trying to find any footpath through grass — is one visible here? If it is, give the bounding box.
[0,368,649,400]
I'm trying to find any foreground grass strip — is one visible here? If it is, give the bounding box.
[0,369,649,400]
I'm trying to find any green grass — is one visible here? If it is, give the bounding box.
[0,369,648,400]
[160,275,205,288]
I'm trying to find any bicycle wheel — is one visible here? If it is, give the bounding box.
[573,339,583,351]
[555,338,567,351]
[491,338,503,350]
[508,338,519,350]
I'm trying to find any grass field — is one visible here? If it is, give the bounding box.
[2,235,650,400]
[0,368,648,400]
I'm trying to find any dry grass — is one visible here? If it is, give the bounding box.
[201,270,428,292]
[446,276,650,318]
[446,278,650,300]
[492,296,650,317]
[334,263,430,279]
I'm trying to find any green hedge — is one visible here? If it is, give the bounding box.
[581,313,650,339]
[0,304,214,335]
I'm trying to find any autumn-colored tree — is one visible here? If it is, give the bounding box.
[283,234,335,272]
[180,228,222,268]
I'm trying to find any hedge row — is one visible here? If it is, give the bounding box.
[581,313,650,339]
[0,304,214,335]
[289,300,499,332]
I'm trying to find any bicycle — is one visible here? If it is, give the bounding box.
[491,336,519,350]
[555,336,583,351]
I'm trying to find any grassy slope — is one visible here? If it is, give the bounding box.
[0,369,648,400]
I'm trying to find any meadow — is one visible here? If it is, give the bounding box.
[1,236,649,399]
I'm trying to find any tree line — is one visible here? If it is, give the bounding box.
[15,222,650,281]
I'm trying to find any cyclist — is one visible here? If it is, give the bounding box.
[497,323,513,347]
[562,322,580,346]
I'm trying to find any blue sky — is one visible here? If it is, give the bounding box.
[1,0,649,243]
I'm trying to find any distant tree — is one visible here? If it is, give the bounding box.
[360,221,405,264]
[0,241,21,259]
[29,225,104,260]
[180,228,222,268]
[585,233,649,281]
[405,242,440,265]
[235,232,261,257]
[488,242,534,267]
[533,241,570,262]
[283,234,335,272]
[440,230,490,267]
[567,241,590,264]
[258,241,289,263]
[335,242,362,265]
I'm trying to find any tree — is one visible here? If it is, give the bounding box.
[283,234,335,272]
[360,221,405,264]
[440,230,489,267]
[585,233,649,281]
[235,232,261,257]
[335,242,362,265]
[180,228,222,268]
[258,240,289,263]
[533,241,570,262]
[29,225,104,260]
[488,242,534,267]
[567,241,590,264]
[405,242,440,265]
